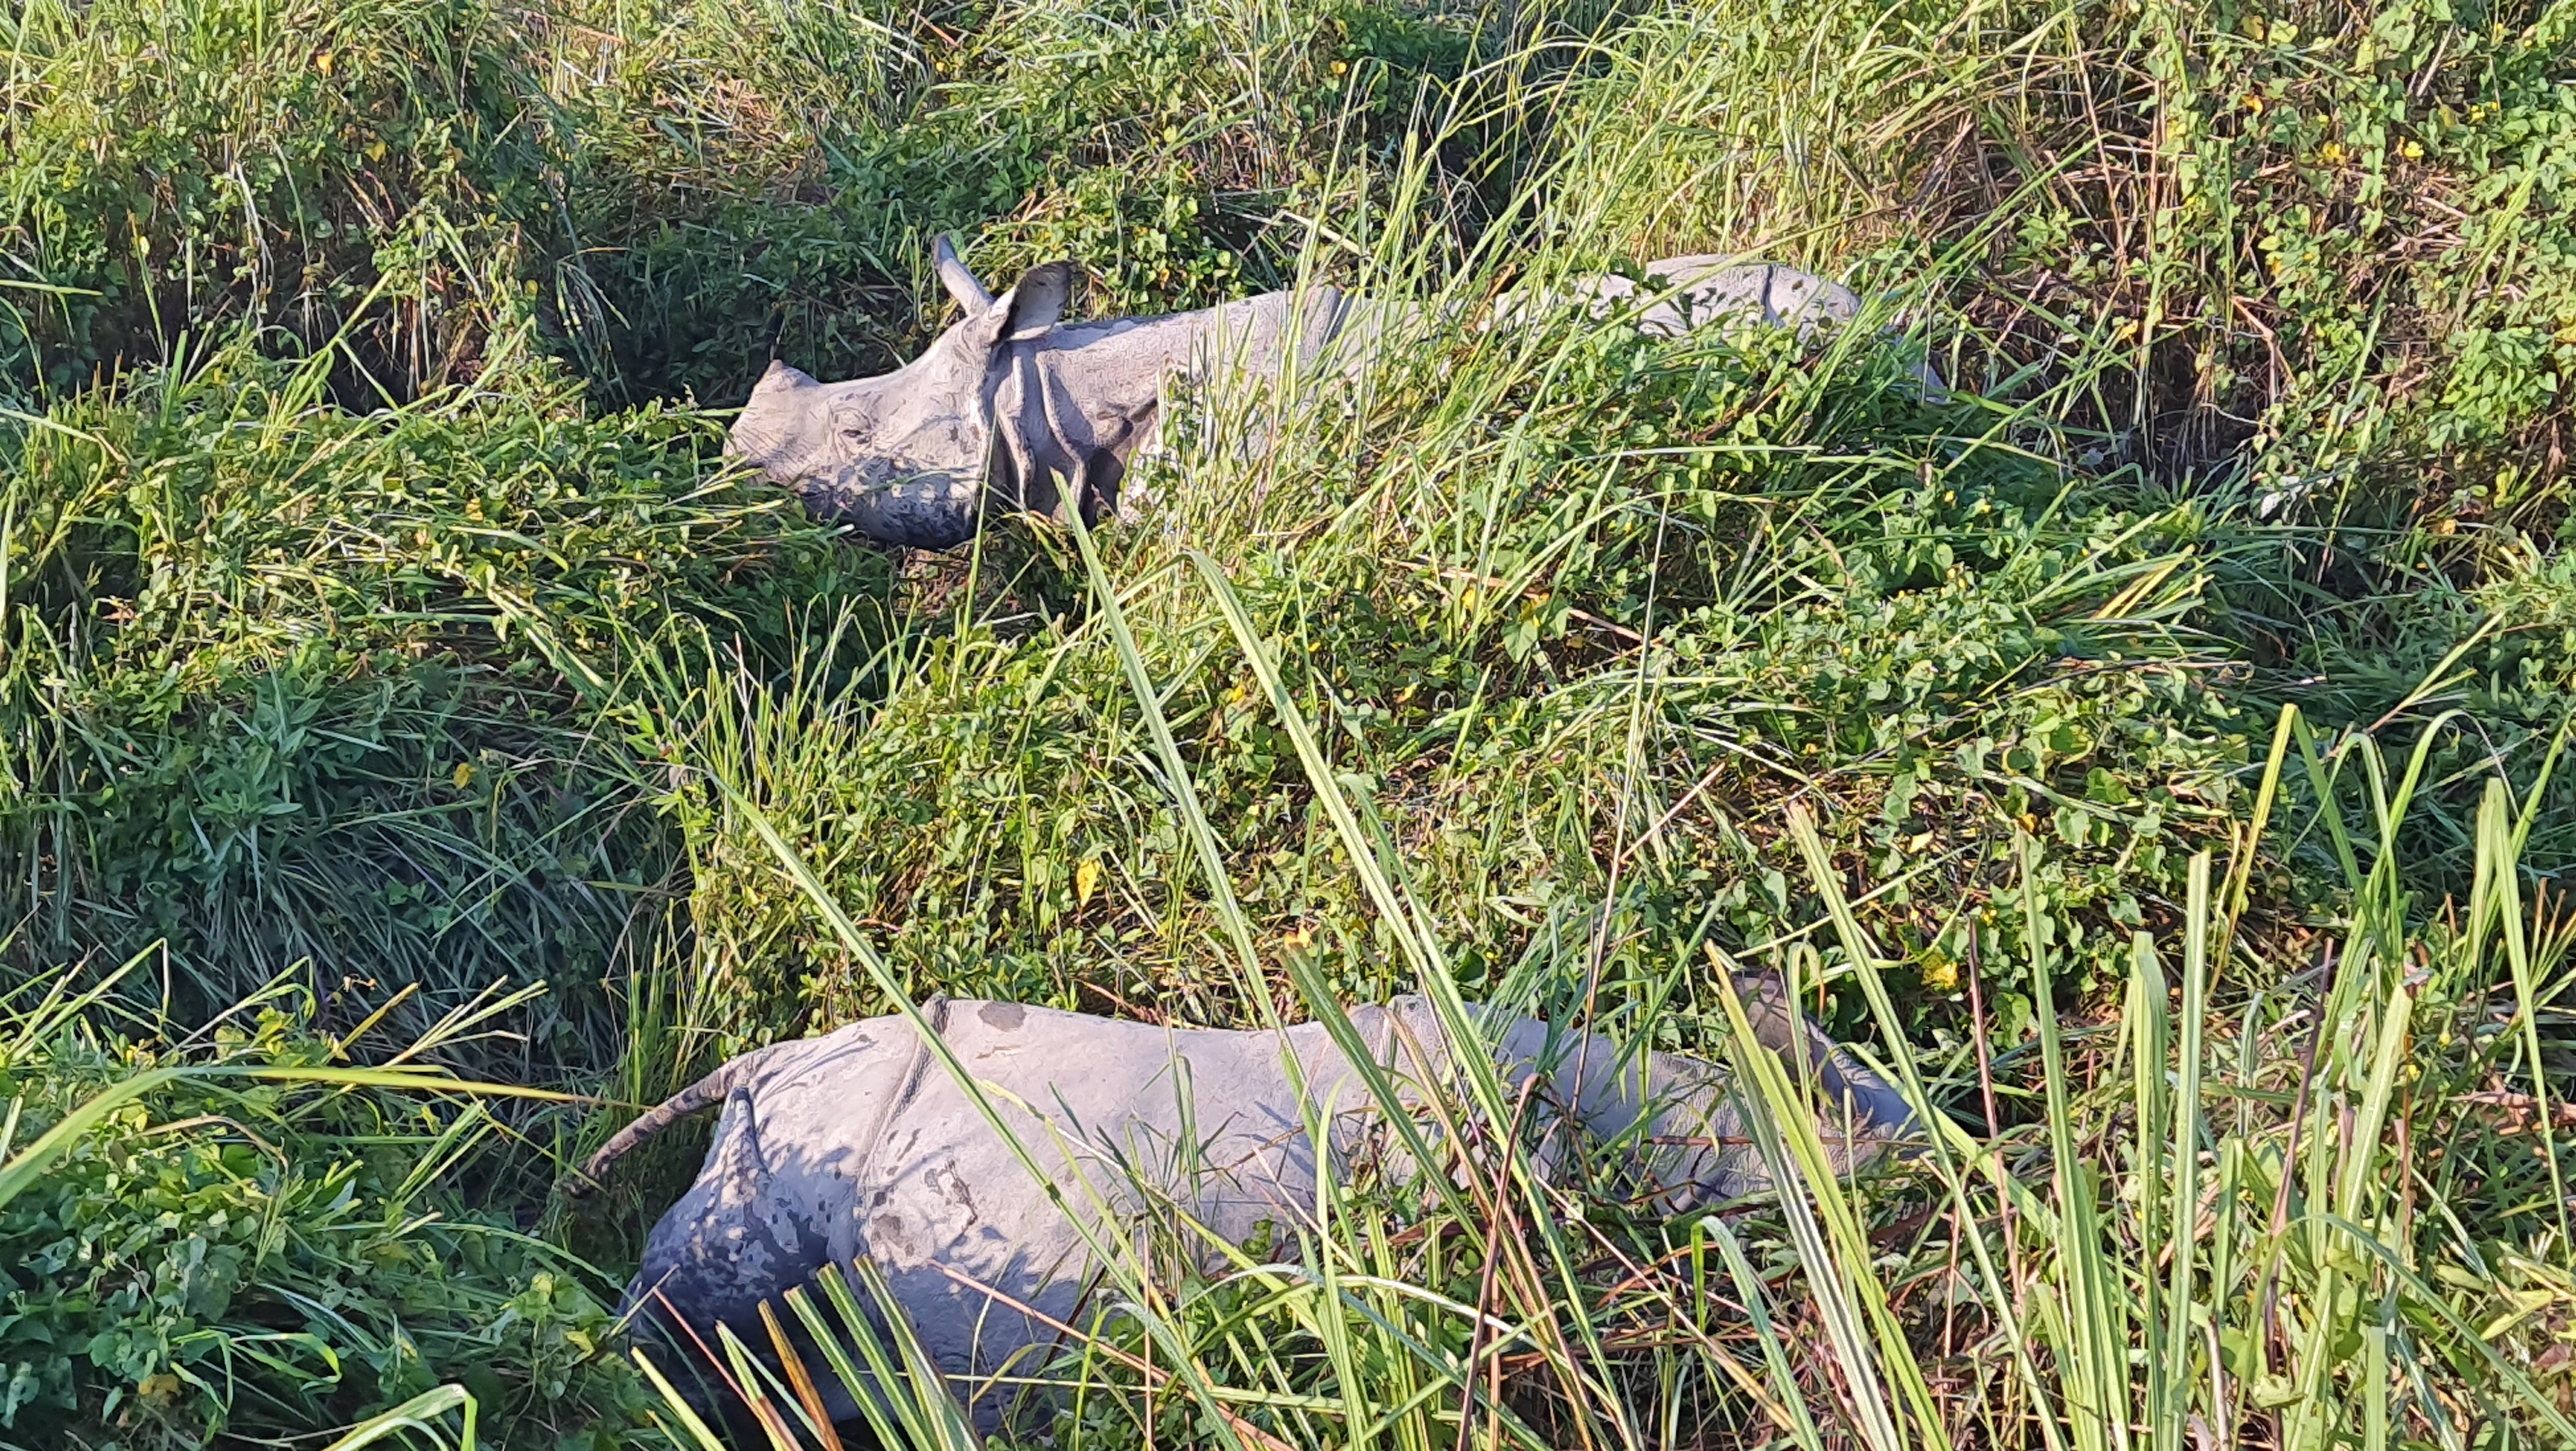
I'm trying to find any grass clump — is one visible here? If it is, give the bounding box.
[0,0,1492,407]
[1549,0,2576,503]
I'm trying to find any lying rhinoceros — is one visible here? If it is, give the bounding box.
[582,990,1911,1431]
[725,237,1888,549]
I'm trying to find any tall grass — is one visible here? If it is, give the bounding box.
[0,338,899,1055]
[2,0,2572,1446]
[636,688,2576,1449]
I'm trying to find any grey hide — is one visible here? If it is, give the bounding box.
[725,238,1902,549]
[588,991,1913,1432]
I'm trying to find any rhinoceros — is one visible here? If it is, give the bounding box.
[724,237,1893,549]
[581,990,1912,1432]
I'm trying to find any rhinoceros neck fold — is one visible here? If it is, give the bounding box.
[984,288,1360,521]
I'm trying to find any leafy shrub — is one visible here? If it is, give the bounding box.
[0,972,652,1448]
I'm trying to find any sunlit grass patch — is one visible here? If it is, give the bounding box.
[0,957,657,1447]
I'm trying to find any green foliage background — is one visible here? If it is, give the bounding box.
[0,0,2571,1445]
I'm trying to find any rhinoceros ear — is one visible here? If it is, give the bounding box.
[967,261,1076,350]
[750,358,817,394]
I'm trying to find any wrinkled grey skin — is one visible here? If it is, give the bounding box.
[586,991,1911,1431]
[725,238,1891,549]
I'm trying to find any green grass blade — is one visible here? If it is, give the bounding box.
[313,1385,479,1451]
[1710,968,1907,1451]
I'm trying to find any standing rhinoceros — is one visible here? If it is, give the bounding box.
[724,237,1886,549]
[580,990,1912,1433]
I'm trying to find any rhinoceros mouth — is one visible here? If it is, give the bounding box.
[783,462,985,550]
[721,416,987,549]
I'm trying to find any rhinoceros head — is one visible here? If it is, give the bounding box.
[727,238,1074,549]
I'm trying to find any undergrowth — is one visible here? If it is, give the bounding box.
[1,0,2572,1447]
[0,961,658,1447]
